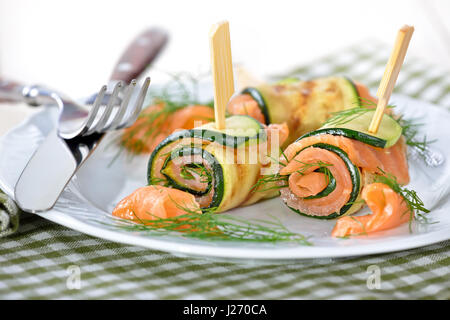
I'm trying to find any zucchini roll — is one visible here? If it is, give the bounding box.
[278,110,409,219]
[227,76,376,146]
[147,115,288,212]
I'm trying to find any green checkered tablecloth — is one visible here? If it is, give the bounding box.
[1,42,449,299]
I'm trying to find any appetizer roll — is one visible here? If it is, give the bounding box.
[147,115,288,212]
[227,76,376,146]
[122,104,215,154]
[278,109,409,219]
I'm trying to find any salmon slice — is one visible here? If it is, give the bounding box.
[289,171,329,198]
[227,93,266,124]
[112,185,200,222]
[266,123,289,146]
[168,105,215,131]
[279,147,353,216]
[122,104,215,154]
[331,182,410,237]
[354,82,378,105]
[281,134,409,185]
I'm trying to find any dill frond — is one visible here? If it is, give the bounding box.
[251,174,288,192]
[323,102,394,127]
[118,72,214,156]
[374,168,430,231]
[109,197,311,244]
[252,161,333,193]
[397,115,436,153]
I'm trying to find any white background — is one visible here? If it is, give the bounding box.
[0,0,449,99]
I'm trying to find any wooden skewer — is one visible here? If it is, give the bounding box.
[209,21,235,130]
[368,25,414,133]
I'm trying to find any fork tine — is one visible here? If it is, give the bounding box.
[120,77,150,128]
[101,79,137,132]
[80,85,107,135]
[85,81,122,135]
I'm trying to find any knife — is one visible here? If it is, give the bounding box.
[85,27,167,104]
[14,129,103,212]
[0,27,168,105]
[7,28,168,212]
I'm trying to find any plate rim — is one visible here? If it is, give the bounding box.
[33,208,450,260]
[1,93,450,260]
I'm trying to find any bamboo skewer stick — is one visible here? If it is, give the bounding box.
[368,25,414,133]
[209,21,235,130]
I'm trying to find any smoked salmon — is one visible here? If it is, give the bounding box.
[331,182,411,237]
[121,104,215,154]
[281,134,409,185]
[227,93,266,124]
[147,115,289,212]
[112,185,201,222]
[278,131,409,218]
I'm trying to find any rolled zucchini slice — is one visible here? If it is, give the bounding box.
[320,109,403,148]
[233,77,364,146]
[279,143,362,219]
[147,115,278,212]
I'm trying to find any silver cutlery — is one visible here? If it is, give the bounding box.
[0,27,167,106]
[0,27,167,212]
[13,78,150,213]
[84,27,167,105]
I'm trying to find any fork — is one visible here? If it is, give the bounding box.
[20,77,150,139]
[13,78,150,212]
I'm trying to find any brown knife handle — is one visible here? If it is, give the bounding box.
[0,77,26,103]
[109,27,168,83]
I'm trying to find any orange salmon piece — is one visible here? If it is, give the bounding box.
[112,185,201,222]
[288,171,329,198]
[331,182,411,237]
[281,135,409,185]
[122,104,215,154]
[266,122,289,146]
[280,147,353,216]
[168,105,215,131]
[227,93,266,124]
[354,81,378,105]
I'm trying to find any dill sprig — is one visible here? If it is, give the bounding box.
[293,160,333,177]
[397,116,435,152]
[374,168,430,231]
[148,177,170,187]
[324,106,374,126]
[251,174,288,192]
[179,163,212,184]
[109,198,312,244]
[118,72,214,155]
[324,105,395,127]
[252,160,333,193]
[323,101,437,163]
[323,98,396,127]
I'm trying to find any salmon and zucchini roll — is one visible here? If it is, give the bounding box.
[122,104,215,154]
[147,115,289,212]
[278,108,409,219]
[227,76,377,146]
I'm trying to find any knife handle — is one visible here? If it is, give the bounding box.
[0,78,55,106]
[0,78,58,107]
[0,78,26,103]
[109,27,168,83]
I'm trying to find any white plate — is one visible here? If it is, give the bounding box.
[1,93,450,261]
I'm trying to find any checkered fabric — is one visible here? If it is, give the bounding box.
[1,42,449,299]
